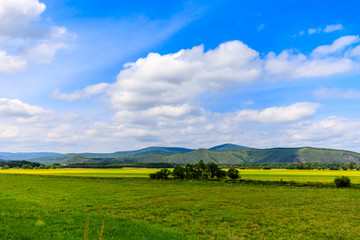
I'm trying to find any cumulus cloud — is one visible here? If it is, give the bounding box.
[0,0,69,73]
[108,41,262,111]
[51,83,110,101]
[0,98,51,117]
[230,102,320,123]
[0,0,46,37]
[265,35,360,78]
[312,35,359,56]
[0,50,27,73]
[44,37,360,152]
[351,45,360,57]
[287,117,360,143]
[314,87,360,99]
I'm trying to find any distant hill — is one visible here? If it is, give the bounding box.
[57,146,360,166]
[209,144,251,151]
[0,152,62,161]
[31,147,194,165]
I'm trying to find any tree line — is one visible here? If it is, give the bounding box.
[149,160,240,180]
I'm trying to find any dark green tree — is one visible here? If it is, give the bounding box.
[348,162,356,170]
[2,165,9,170]
[21,164,33,169]
[227,168,239,180]
[172,166,186,179]
[334,176,351,187]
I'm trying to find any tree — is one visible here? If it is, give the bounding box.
[172,166,186,179]
[348,162,356,170]
[227,168,239,180]
[2,165,9,170]
[334,176,351,188]
[21,164,33,169]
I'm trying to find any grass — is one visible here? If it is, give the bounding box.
[1,170,360,239]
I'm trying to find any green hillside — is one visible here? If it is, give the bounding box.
[32,147,194,165]
[58,147,360,166]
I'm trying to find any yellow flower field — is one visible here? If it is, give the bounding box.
[2,168,360,183]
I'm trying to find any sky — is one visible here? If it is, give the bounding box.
[1,0,360,153]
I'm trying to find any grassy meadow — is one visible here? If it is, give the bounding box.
[1,169,360,239]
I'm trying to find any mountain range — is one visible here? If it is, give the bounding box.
[1,144,359,165]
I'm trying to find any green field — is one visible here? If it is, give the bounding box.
[1,169,360,239]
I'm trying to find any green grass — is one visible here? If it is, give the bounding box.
[1,173,360,239]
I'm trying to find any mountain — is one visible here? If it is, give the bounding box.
[0,152,62,161]
[30,147,194,165]
[209,144,251,151]
[57,146,360,166]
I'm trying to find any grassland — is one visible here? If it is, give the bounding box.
[1,169,360,239]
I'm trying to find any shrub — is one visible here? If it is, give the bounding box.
[342,167,348,171]
[334,176,351,188]
[227,168,239,180]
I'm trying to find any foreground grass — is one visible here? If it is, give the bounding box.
[1,174,360,239]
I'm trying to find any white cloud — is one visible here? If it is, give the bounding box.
[351,45,360,57]
[287,117,360,145]
[0,0,69,73]
[51,82,110,101]
[0,125,19,138]
[24,42,66,64]
[323,24,344,33]
[107,41,262,111]
[264,51,356,79]
[0,50,27,73]
[306,24,344,35]
[230,102,320,123]
[0,0,46,37]
[0,98,51,117]
[314,87,360,99]
[312,35,359,56]
[308,28,321,35]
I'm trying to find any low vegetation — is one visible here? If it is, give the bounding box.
[149,160,238,180]
[334,176,351,187]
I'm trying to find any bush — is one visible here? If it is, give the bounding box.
[227,168,239,180]
[334,176,351,188]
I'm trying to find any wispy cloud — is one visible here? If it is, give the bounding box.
[324,24,344,33]
[302,24,344,36]
[314,87,360,99]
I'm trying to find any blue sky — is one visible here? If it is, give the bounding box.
[0,0,360,152]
